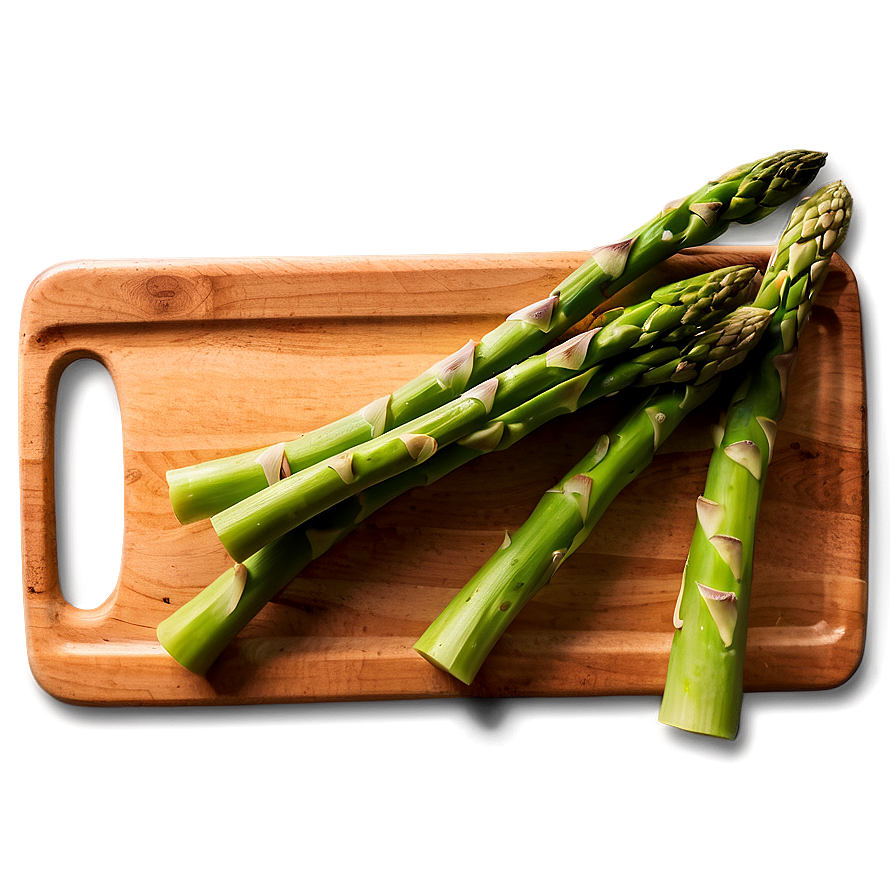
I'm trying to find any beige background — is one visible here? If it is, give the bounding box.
[5,2,888,894]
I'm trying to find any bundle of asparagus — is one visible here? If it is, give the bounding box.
[413,305,774,685]
[413,180,852,699]
[156,150,852,739]
[165,149,826,524]
[209,266,762,564]
[159,264,762,673]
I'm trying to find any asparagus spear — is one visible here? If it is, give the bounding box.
[658,181,853,739]
[166,150,826,524]
[159,287,760,675]
[209,267,760,563]
[413,304,773,685]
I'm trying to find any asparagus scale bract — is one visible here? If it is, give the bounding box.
[158,267,759,674]
[166,150,826,524]
[413,304,774,685]
[658,181,853,739]
[209,267,761,564]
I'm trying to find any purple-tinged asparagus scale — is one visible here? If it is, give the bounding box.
[659,181,853,739]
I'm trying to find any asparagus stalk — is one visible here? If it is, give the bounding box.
[166,150,826,524]
[658,181,853,739]
[159,286,760,675]
[413,304,774,685]
[209,267,760,563]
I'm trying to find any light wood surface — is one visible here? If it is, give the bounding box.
[19,248,868,706]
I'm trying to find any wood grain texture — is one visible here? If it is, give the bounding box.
[19,249,868,706]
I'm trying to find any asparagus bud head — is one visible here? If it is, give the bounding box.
[718,149,828,224]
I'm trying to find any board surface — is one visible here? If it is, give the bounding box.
[19,248,868,705]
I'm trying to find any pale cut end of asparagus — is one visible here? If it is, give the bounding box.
[696,495,724,538]
[360,394,391,438]
[709,534,745,580]
[255,443,289,486]
[545,328,600,370]
[430,340,476,392]
[327,452,356,484]
[399,433,438,463]
[224,563,248,615]
[506,295,558,332]
[696,583,738,647]
[461,377,499,414]
[590,239,634,279]
[724,440,762,479]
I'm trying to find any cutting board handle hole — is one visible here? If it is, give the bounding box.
[54,358,124,610]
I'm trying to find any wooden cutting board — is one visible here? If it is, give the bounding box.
[19,247,868,706]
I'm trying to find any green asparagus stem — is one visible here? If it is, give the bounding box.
[413,305,774,685]
[658,181,853,739]
[158,281,761,675]
[157,448,479,676]
[210,267,760,563]
[166,150,826,524]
